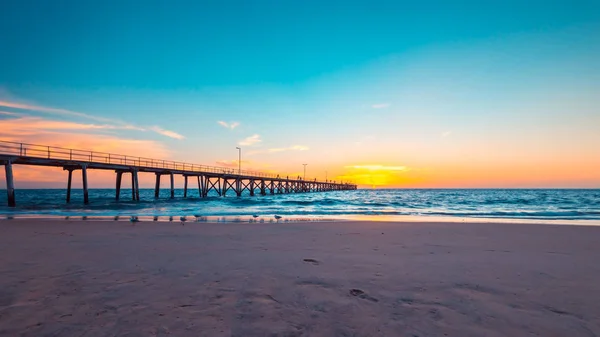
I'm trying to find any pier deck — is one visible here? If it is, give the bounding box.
[0,140,356,206]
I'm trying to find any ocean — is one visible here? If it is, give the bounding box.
[1,188,599,222]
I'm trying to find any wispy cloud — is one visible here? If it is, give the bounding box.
[245,145,309,156]
[0,100,120,124]
[217,121,240,130]
[215,159,251,167]
[441,131,452,138]
[372,103,391,109]
[0,116,136,132]
[216,160,238,167]
[0,99,184,139]
[345,165,408,171]
[149,126,185,140]
[238,134,262,146]
[0,117,170,157]
[268,145,309,153]
[0,110,21,116]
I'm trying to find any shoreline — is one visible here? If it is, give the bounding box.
[1,213,599,226]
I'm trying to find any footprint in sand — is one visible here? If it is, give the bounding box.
[350,288,378,302]
[303,258,320,265]
[350,289,364,296]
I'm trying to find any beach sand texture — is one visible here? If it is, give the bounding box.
[0,220,599,336]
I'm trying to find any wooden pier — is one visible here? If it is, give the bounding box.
[0,140,357,207]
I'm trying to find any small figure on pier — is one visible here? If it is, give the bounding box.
[180,216,187,225]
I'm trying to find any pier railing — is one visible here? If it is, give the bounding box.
[0,140,312,180]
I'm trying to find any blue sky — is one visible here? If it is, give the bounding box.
[1,0,599,187]
[2,0,599,88]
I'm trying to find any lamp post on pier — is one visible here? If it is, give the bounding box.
[236,147,241,175]
[302,163,307,180]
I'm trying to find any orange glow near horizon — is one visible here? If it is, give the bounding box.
[1,154,599,189]
[335,165,414,187]
[331,158,600,189]
[1,131,598,189]
[1,107,599,189]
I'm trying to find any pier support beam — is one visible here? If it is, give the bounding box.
[130,170,139,201]
[115,171,123,200]
[170,173,174,198]
[198,176,204,198]
[134,170,140,201]
[4,161,15,207]
[66,169,73,203]
[184,175,188,198]
[250,180,255,196]
[82,165,89,204]
[154,173,161,198]
[131,172,135,200]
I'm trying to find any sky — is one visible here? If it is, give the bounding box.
[1,0,599,188]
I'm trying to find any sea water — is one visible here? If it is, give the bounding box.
[1,189,598,222]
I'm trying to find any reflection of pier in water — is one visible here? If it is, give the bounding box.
[0,140,357,207]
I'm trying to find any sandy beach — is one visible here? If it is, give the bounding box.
[0,219,599,337]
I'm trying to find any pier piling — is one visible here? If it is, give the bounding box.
[170,173,174,198]
[154,173,161,198]
[66,169,73,203]
[4,161,15,207]
[82,165,89,204]
[115,171,123,200]
[131,172,135,200]
[183,175,188,198]
[198,176,204,198]
[133,170,140,201]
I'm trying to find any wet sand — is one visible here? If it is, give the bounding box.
[0,219,599,336]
